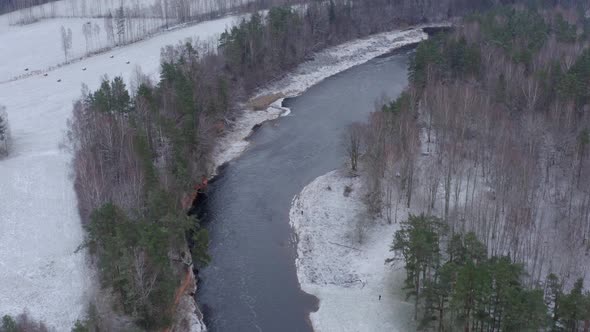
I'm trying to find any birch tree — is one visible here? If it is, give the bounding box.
[60,26,72,61]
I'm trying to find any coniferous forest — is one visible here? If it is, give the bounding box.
[346,2,590,331]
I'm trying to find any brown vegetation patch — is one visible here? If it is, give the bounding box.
[247,93,285,111]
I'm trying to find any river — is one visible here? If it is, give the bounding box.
[198,51,411,331]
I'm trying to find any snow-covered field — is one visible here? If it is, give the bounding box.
[0,16,167,82]
[0,11,248,330]
[290,170,415,332]
[0,0,256,83]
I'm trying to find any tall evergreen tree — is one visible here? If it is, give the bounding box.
[116,6,125,45]
[0,112,7,142]
[546,273,564,330]
[391,214,447,320]
[560,279,588,331]
[0,107,9,156]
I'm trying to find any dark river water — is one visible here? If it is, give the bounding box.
[198,52,410,332]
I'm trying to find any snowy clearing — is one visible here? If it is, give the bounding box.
[0,0,257,83]
[0,17,166,82]
[0,12,248,330]
[290,170,415,332]
[212,27,430,170]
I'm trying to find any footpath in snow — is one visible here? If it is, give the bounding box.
[290,170,415,332]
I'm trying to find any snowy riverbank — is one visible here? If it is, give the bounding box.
[207,26,436,331]
[290,170,415,331]
[212,27,429,170]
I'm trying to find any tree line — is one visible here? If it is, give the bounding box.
[0,0,57,15]
[7,0,296,25]
[55,1,302,63]
[391,214,590,331]
[0,311,94,332]
[0,313,51,332]
[0,105,10,157]
[340,1,590,329]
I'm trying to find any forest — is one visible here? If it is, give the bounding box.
[336,1,590,330]
[391,214,589,331]
[66,0,503,329]
[0,0,56,15]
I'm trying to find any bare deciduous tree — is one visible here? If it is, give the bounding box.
[344,123,363,172]
[60,25,72,61]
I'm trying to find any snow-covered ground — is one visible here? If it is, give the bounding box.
[0,12,248,330]
[0,17,167,82]
[0,0,256,83]
[290,170,415,332]
[212,27,430,170]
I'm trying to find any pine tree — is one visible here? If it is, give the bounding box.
[546,273,563,329]
[0,112,7,142]
[116,6,125,45]
[422,261,455,331]
[560,279,586,331]
[60,25,72,61]
[391,214,447,320]
[104,12,115,46]
[0,107,9,156]
[111,77,131,113]
[2,315,17,332]
[87,77,131,113]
